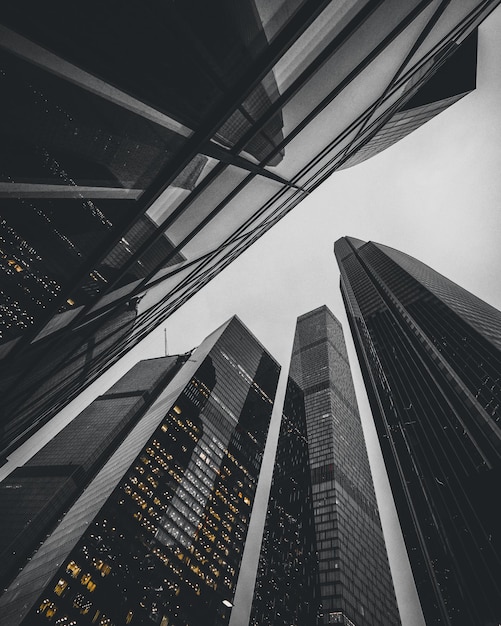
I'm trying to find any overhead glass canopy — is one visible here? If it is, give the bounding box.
[0,0,496,455]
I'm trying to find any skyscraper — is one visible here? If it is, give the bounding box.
[335,237,501,626]
[276,306,400,626]
[2,0,499,460]
[0,316,280,626]
[250,377,320,626]
[0,354,189,593]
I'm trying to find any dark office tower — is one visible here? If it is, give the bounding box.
[250,377,320,626]
[1,1,498,462]
[334,237,501,626]
[288,306,401,626]
[0,355,188,592]
[0,316,280,626]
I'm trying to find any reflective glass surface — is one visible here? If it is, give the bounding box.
[2,317,279,626]
[0,0,496,460]
[335,238,501,626]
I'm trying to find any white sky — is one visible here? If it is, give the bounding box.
[4,6,501,626]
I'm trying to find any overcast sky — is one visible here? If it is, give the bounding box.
[4,6,501,626]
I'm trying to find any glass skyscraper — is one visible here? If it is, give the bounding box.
[2,0,499,461]
[250,377,320,626]
[335,237,501,626]
[271,306,401,626]
[0,354,188,595]
[0,316,280,626]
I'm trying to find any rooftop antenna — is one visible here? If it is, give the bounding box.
[164,328,168,356]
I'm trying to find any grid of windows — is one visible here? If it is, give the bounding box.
[0,317,279,626]
[290,306,401,626]
[335,237,501,626]
[250,378,320,626]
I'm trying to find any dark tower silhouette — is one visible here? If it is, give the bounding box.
[0,316,280,626]
[250,377,321,626]
[335,236,501,626]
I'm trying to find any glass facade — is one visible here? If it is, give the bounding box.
[1,0,498,460]
[335,237,501,626]
[250,378,320,626]
[287,306,400,626]
[0,316,280,626]
[0,356,186,593]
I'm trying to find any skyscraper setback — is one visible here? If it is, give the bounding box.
[335,237,501,626]
[0,316,280,626]
[259,306,400,626]
[2,0,499,461]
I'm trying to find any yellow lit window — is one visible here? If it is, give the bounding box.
[173,405,182,414]
[126,610,134,624]
[87,580,97,592]
[38,599,51,613]
[66,561,81,578]
[101,564,112,577]
[54,579,68,596]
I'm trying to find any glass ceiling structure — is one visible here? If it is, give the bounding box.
[0,0,499,458]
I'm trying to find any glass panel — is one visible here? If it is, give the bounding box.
[34,307,85,342]
[139,264,206,316]
[167,166,250,246]
[145,156,219,227]
[216,73,286,166]
[86,279,144,316]
[293,127,360,188]
[173,176,284,259]
[334,72,430,170]
[229,187,303,242]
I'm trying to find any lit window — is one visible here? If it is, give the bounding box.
[66,561,81,578]
[101,564,112,577]
[54,579,68,596]
[38,599,51,613]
